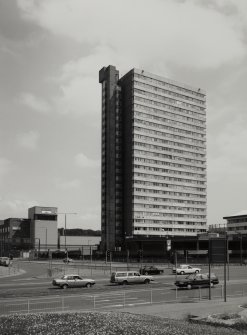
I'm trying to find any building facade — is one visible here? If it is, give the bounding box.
[99,65,207,251]
[28,206,58,251]
[224,211,247,235]
[0,218,31,256]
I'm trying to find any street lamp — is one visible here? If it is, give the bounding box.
[35,238,40,255]
[58,213,77,251]
[237,233,243,266]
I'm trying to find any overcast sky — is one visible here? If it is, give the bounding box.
[0,0,246,229]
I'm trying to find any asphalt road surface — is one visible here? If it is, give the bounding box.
[0,260,247,315]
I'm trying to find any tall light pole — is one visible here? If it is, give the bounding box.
[237,233,243,266]
[35,238,40,255]
[58,213,77,251]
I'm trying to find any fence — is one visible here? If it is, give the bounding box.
[1,282,247,316]
[45,261,171,278]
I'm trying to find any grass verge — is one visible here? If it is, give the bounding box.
[0,311,243,335]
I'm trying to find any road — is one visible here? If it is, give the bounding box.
[0,260,247,315]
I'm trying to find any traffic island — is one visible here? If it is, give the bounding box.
[0,265,25,278]
[189,310,247,331]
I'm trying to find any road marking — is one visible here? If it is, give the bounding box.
[0,281,51,287]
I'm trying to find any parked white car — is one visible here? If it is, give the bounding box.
[52,274,95,289]
[173,264,201,275]
[0,257,12,267]
[63,258,73,263]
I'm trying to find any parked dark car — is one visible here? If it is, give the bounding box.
[175,272,219,289]
[140,266,164,275]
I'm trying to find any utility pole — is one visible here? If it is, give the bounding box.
[57,213,77,252]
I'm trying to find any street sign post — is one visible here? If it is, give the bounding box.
[208,237,228,302]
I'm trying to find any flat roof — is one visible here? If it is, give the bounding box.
[223,210,247,219]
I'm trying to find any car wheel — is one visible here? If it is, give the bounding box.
[122,281,128,285]
[180,271,185,275]
[187,284,192,290]
[86,283,92,288]
[195,270,199,274]
[144,279,150,284]
[62,284,68,289]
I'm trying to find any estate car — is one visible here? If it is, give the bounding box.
[110,271,153,285]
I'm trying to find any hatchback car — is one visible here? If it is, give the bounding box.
[52,274,95,289]
[175,272,219,289]
[140,266,164,275]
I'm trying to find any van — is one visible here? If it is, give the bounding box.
[110,271,153,285]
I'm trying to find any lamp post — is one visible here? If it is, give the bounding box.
[58,212,77,251]
[237,233,243,266]
[35,238,40,256]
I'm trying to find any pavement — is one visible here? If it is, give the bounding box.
[118,296,247,320]
[0,265,25,278]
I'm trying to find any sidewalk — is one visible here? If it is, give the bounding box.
[118,296,247,320]
[0,266,25,278]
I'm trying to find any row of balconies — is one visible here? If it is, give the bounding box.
[134,88,206,114]
[134,92,205,119]
[134,81,206,107]
[133,167,206,183]
[133,74,206,101]
[134,110,205,134]
[134,128,206,148]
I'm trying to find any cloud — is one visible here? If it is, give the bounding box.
[0,198,38,219]
[19,92,51,113]
[16,0,247,122]
[208,116,247,182]
[0,158,12,180]
[16,0,247,120]
[57,179,81,190]
[17,130,40,150]
[77,209,100,229]
[17,0,246,70]
[53,73,100,115]
[75,153,100,168]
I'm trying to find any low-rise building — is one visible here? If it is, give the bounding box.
[223,210,247,235]
[0,206,101,257]
[0,218,31,256]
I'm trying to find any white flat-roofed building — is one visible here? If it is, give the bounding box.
[59,236,101,256]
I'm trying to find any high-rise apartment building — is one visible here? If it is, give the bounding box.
[99,65,207,251]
